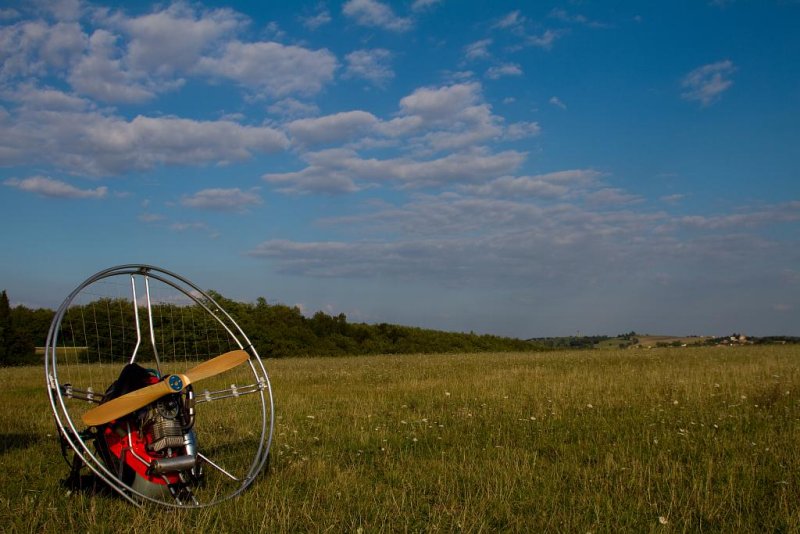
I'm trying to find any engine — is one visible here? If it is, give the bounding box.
[94,365,202,502]
[142,396,186,452]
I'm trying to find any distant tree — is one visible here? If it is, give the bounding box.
[0,290,9,364]
[0,291,38,365]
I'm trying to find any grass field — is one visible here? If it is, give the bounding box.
[1,345,798,532]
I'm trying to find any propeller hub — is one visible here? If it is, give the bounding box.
[168,375,184,391]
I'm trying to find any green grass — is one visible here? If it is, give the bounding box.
[1,345,799,532]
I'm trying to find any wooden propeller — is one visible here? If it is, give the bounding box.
[81,350,249,427]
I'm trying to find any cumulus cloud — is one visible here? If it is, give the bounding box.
[0,20,70,79]
[105,2,245,75]
[671,202,800,230]
[460,169,602,198]
[33,0,82,21]
[504,121,541,140]
[4,175,107,199]
[196,40,337,97]
[264,80,545,192]
[548,8,608,29]
[138,212,164,223]
[411,0,444,12]
[68,29,157,103]
[585,187,643,206]
[0,9,20,20]
[491,10,525,32]
[39,21,87,69]
[263,147,525,193]
[180,187,262,211]
[526,29,563,49]
[344,48,394,85]
[1,2,337,103]
[301,7,332,30]
[681,60,736,106]
[1,83,90,110]
[485,63,522,80]
[549,96,567,109]
[342,0,413,32]
[170,221,210,232]
[464,39,492,61]
[398,82,481,121]
[287,110,379,147]
[0,107,289,175]
[267,97,319,119]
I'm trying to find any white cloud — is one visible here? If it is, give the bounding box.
[411,0,444,12]
[180,187,262,211]
[68,29,157,103]
[344,48,394,85]
[138,212,164,222]
[170,221,209,232]
[398,82,481,121]
[0,20,55,79]
[267,97,319,119]
[4,175,107,199]
[549,96,567,109]
[681,60,736,106]
[585,187,643,206]
[263,147,526,193]
[2,84,90,110]
[287,110,379,146]
[464,39,492,61]
[672,202,800,230]
[301,8,332,30]
[505,121,541,140]
[460,169,602,198]
[342,0,413,32]
[0,9,19,21]
[0,108,289,175]
[265,80,546,191]
[526,29,562,49]
[661,194,685,204]
[461,176,569,199]
[485,63,522,80]
[33,0,82,21]
[491,10,525,32]
[108,2,245,76]
[549,8,608,29]
[39,21,86,69]
[250,191,800,306]
[246,201,666,282]
[197,40,337,97]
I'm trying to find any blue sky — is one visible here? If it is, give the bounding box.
[1,0,798,337]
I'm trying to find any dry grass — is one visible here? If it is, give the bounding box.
[1,345,798,532]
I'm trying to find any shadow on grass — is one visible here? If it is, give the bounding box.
[60,472,117,499]
[0,433,42,454]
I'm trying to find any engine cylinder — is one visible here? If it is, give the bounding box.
[147,417,185,452]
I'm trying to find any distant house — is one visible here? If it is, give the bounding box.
[725,333,749,345]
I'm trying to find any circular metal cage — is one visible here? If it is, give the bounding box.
[44,265,274,507]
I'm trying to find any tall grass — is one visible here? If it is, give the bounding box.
[1,345,798,532]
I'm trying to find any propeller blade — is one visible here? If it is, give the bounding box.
[81,349,250,427]
[184,349,249,383]
[81,377,183,426]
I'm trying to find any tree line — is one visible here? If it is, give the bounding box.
[0,289,540,366]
